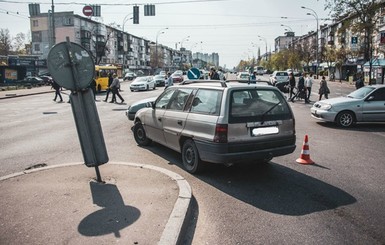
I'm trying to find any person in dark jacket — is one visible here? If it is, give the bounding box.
[288,72,296,101]
[52,79,63,102]
[103,73,114,102]
[89,78,97,101]
[209,68,220,80]
[355,73,364,89]
[290,73,308,103]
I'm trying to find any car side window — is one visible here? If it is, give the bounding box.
[190,89,222,115]
[369,88,385,101]
[168,88,193,111]
[155,89,175,109]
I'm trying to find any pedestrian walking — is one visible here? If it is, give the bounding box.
[209,67,220,80]
[165,72,173,89]
[290,73,307,102]
[288,72,296,101]
[109,73,124,103]
[250,71,257,83]
[318,76,330,100]
[103,73,113,102]
[89,78,97,101]
[305,73,313,102]
[52,79,63,102]
[355,73,364,89]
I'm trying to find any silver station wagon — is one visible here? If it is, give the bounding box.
[132,80,296,173]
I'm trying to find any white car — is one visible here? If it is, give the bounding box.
[237,72,250,80]
[270,71,289,85]
[130,76,156,91]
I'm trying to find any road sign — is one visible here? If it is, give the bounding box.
[47,42,94,90]
[188,67,201,80]
[83,5,93,17]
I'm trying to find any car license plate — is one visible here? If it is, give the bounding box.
[252,127,279,136]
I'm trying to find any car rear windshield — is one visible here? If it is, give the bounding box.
[276,72,288,76]
[229,89,292,123]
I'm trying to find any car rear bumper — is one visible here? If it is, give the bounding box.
[194,136,296,164]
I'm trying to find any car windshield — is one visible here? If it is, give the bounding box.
[229,89,291,122]
[347,86,375,99]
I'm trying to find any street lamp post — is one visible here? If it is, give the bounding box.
[155,27,168,73]
[122,13,133,74]
[180,36,190,50]
[258,35,268,60]
[301,6,319,78]
[281,24,293,32]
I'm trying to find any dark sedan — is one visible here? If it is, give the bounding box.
[126,97,157,120]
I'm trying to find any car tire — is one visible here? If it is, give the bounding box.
[133,122,152,146]
[336,111,355,127]
[182,139,203,174]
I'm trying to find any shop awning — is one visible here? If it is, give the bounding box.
[363,59,385,67]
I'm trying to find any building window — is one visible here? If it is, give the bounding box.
[63,17,72,26]
[32,31,42,42]
[34,44,40,52]
[32,20,38,27]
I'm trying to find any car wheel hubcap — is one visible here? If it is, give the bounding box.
[137,128,145,141]
[185,147,195,166]
[340,114,352,126]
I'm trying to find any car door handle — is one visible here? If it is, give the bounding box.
[177,120,183,125]
[158,117,162,122]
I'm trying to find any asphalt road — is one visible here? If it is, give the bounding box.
[1,77,384,244]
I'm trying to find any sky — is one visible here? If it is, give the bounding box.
[0,0,331,68]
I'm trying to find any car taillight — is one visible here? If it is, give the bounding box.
[214,124,228,143]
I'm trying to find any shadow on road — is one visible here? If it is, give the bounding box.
[143,143,356,216]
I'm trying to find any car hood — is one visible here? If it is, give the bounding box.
[317,96,361,105]
[131,79,148,85]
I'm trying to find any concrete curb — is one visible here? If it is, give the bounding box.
[0,162,192,245]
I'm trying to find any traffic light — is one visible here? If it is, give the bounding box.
[133,6,139,24]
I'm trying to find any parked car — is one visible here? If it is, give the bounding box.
[311,85,385,127]
[171,72,184,83]
[270,71,289,85]
[17,76,45,86]
[126,97,157,120]
[39,75,53,85]
[237,72,250,80]
[153,74,166,87]
[130,76,156,91]
[132,80,296,174]
[124,72,137,81]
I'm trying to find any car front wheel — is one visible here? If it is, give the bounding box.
[133,122,152,146]
[182,139,203,174]
[336,111,355,127]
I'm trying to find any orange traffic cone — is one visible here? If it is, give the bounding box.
[296,134,314,165]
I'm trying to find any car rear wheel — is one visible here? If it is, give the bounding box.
[336,111,355,127]
[182,139,203,174]
[133,122,152,146]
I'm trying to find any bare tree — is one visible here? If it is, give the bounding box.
[0,28,12,55]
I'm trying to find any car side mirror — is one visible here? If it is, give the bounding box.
[367,95,375,101]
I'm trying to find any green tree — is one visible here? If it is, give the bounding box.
[325,0,385,82]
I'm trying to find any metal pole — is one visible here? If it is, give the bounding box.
[51,0,56,47]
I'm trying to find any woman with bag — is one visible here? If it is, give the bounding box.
[318,76,330,100]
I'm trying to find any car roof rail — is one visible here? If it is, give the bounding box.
[180,79,228,87]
